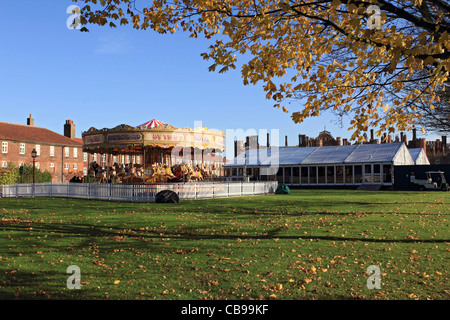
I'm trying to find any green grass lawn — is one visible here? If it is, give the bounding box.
[0,189,449,300]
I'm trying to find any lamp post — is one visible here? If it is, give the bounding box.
[31,148,37,187]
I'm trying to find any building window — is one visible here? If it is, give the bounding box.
[73,148,78,158]
[1,161,7,168]
[50,146,55,157]
[19,162,24,167]
[35,162,40,169]
[83,167,87,176]
[65,147,70,157]
[1,142,7,154]
[36,145,41,156]
[102,154,106,163]
[19,143,26,155]
[93,153,97,162]
[64,163,69,170]
[73,164,78,170]
[50,163,55,168]
[83,152,88,162]
[113,156,117,164]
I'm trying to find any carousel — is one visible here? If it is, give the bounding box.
[81,119,225,184]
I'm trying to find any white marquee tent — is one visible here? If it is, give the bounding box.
[224,143,429,186]
[408,148,431,165]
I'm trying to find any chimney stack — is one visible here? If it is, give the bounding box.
[27,114,34,126]
[419,138,427,153]
[285,135,288,147]
[234,140,244,156]
[442,136,447,155]
[267,133,270,148]
[64,120,76,139]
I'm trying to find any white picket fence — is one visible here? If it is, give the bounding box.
[0,181,278,202]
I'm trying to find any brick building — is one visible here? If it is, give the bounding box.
[0,115,87,182]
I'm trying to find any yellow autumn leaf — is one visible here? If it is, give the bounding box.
[114,280,120,285]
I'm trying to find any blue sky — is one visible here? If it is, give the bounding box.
[0,0,437,152]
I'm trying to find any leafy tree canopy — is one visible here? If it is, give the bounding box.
[73,0,450,140]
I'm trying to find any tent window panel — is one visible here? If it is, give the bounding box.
[373,164,381,183]
[383,165,392,183]
[284,167,292,184]
[318,166,326,184]
[293,167,300,184]
[327,166,335,184]
[301,167,309,184]
[225,168,230,177]
[232,168,237,176]
[354,165,362,183]
[345,166,353,183]
[309,167,317,184]
[253,168,259,181]
[364,164,372,183]
[238,168,243,176]
[336,166,344,183]
[276,168,284,183]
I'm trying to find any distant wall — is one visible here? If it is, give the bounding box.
[394,164,450,190]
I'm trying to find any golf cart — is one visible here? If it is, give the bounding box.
[413,171,449,191]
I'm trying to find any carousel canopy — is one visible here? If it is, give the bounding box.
[138,119,165,128]
[82,121,225,154]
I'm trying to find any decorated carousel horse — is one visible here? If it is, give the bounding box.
[168,164,185,182]
[187,165,203,182]
[145,163,176,183]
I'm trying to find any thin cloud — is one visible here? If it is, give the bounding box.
[94,34,131,55]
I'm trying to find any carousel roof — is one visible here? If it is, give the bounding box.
[138,119,165,128]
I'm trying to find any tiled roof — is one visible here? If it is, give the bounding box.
[0,122,82,146]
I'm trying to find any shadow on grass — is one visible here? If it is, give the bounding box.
[0,268,92,300]
[2,220,448,245]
